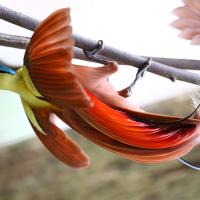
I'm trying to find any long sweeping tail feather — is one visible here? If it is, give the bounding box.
[76,92,200,148]
[73,92,200,162]
[58,109,200,163]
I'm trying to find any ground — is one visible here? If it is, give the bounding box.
[0,92,200,200]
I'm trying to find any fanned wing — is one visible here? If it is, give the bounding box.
[24,8,92,108]
[58,109,200,163]
[76,92,200,150]
[21,100,90,168]
[172,0,200,44]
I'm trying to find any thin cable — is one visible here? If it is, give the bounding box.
[178,157,200,171]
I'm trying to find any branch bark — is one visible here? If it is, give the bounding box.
[1,4,200,85]
[0,33,29,49]
[1,33,200,71]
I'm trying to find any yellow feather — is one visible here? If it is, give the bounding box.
[15,67,53,109]
[21,99,45,134]
[22,67,43,98]
[0,66,59,135]
[0,73,18,92]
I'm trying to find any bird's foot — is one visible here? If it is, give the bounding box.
[83,40,108,65]
[118,58,152,98]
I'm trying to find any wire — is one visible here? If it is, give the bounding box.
[178,157,200,171]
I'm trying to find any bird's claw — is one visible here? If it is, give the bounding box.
[118,87,132,98]
[119,58,152,98]
[83,40,108,65]
[137,57,152,78]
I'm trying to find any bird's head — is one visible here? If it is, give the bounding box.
[0,65,16,75]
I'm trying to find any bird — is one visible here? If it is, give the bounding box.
[1,7,200,169]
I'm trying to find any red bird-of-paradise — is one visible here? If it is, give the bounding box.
[1,8,200,169]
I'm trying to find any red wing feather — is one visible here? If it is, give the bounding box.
[24,8,91,108]
[29,108,90,168]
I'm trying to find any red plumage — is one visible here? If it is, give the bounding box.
[22,7,200,168]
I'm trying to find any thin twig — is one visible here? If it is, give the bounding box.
[1,4,200,85]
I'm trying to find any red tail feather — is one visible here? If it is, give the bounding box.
[76,92,200,150]
[58,108,200,163]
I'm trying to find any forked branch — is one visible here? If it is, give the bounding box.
[1,4,200,85]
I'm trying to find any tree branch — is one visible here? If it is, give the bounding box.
[0,33,29,49]
[1,32,200,71]
[1,4,200,85]
[0,4,39,31]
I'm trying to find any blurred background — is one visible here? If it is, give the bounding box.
[1,0,200,200]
